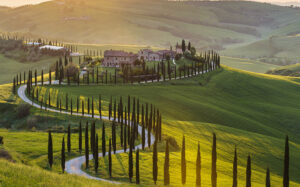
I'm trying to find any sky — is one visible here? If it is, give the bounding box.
[0,0,298,7]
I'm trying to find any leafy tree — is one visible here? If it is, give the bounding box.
[283,135,289,187]
[48,131,53,168]
[61,137,65,173]
[181,135,186,185]
[164,140,170,185]
[246,155,251,187]
[196,142,201,187]
[211,133,217,187]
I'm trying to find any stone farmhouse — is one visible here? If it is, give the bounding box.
[103,44,182,67]
[102,50,138,67]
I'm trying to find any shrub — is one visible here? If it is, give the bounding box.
[16,104,31,119]
[26,116,38,129]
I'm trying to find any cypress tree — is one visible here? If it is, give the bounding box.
[266,168,271,187]
[124,123,127,153]
[181,135,186,185]
[164,140,170,185]
[153,140,158,184]
[41,70,44,85]
[77,97,79,113]
[65,93,68,111]
[79,121,82,154]
[211,133,217,187]
[87,97,90,114]
[113,99,116,121]
[99,95,102,119]
[85,122,89,169]
[129,136,133,182]
[61,137,65,173]
[136,149,140,184]
[182,39,186,53]
[92,97,94,118]
[48,131,53,168]
[233,146,237,187]
[109,138,112,177]
[70,98,73,115]
[82,100,84,116]
[91,121,95,155]
[112,121,116,154]
[102,123,106,157]
[196,142,201,187]
[94,134,99,173]
[13,77,16,94]
[246,155,251,187]
[142,104,145,150]
[67,124,71,153]
[283,135,289,187]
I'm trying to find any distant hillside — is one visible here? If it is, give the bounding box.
[266,63,300,76]
[222,35,300,65]
[0,0,299,50]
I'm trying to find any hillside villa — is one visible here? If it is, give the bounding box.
[103,44,182,67]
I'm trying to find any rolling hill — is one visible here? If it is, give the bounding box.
[0,0,299,51]
[266,62,300,76]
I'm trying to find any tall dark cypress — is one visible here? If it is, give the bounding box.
[196,142,201,187]
[181,135,186,185]
[246,155,251,187]
[91,97,94,118]
[48,131,53,168]
[233,147,237,187]
[164,140,170,185]
[91,121,95,155]
[79,121,82,154]
[124,123,127,153]
[61,137,65,173]
[153,140,158,184]
[94,134,99,173]
[82,100,84,116]
[142,104,145,150]
[129,136,133,182]
[283,135,289,187]
[85,122,89,169]
[109,138,112,177]
[67,124,71,153]
[112,121,116,154]
[99,95,102,119]
[211,133,217,187]
[266,168,271,187]
[87,97,90,115]
[102,123,106,157]
[136,149,140,184]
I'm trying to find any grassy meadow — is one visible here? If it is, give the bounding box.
[35,66,300,186]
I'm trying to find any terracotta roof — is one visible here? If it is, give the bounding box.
[104,50,137,57]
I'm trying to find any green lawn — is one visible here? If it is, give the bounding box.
[37,67,300,186]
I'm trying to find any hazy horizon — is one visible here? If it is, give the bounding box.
[0,0,299,7]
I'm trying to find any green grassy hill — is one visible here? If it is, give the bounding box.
[37,66,300,186]
[0,0,299,50]
[0,159,119,186]
[222,35,300,65]
[266,63,300,76]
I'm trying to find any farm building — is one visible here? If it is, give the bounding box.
[103,50,138,67]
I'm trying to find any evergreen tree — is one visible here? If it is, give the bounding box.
[181,135,186,185]
[82,100,84,116]
[266,168,271,187]
[41,70,44,85]
[94,134,99,173]
[85,122,89,169]
[129,136,133,182]
[67,124,71,153]
[182,39,186,53]
[196,142,201,187]
[233,146,237,187]
[188,41,191,51]
[124,124,127,153]
[142,104,145,150]
[211,133,217,187]
[99,95,102,119]
[283,135,289,187]
[164,140,170,185]
[92,97,94,118]
[102,123,106,157]
[112,121,116,154]
[136,149,140,184]
[109,138,112,177]
[61,137,65,173]
[79,121,82,154]
[91,121,96,155]
[48,131,53,168]
[246,155,251,187]
[153,140,158,184]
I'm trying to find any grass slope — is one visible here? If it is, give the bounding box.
[266,63,300,76]
[0,159,119,186]
[40,67,300,186]
[0,0,299,49]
